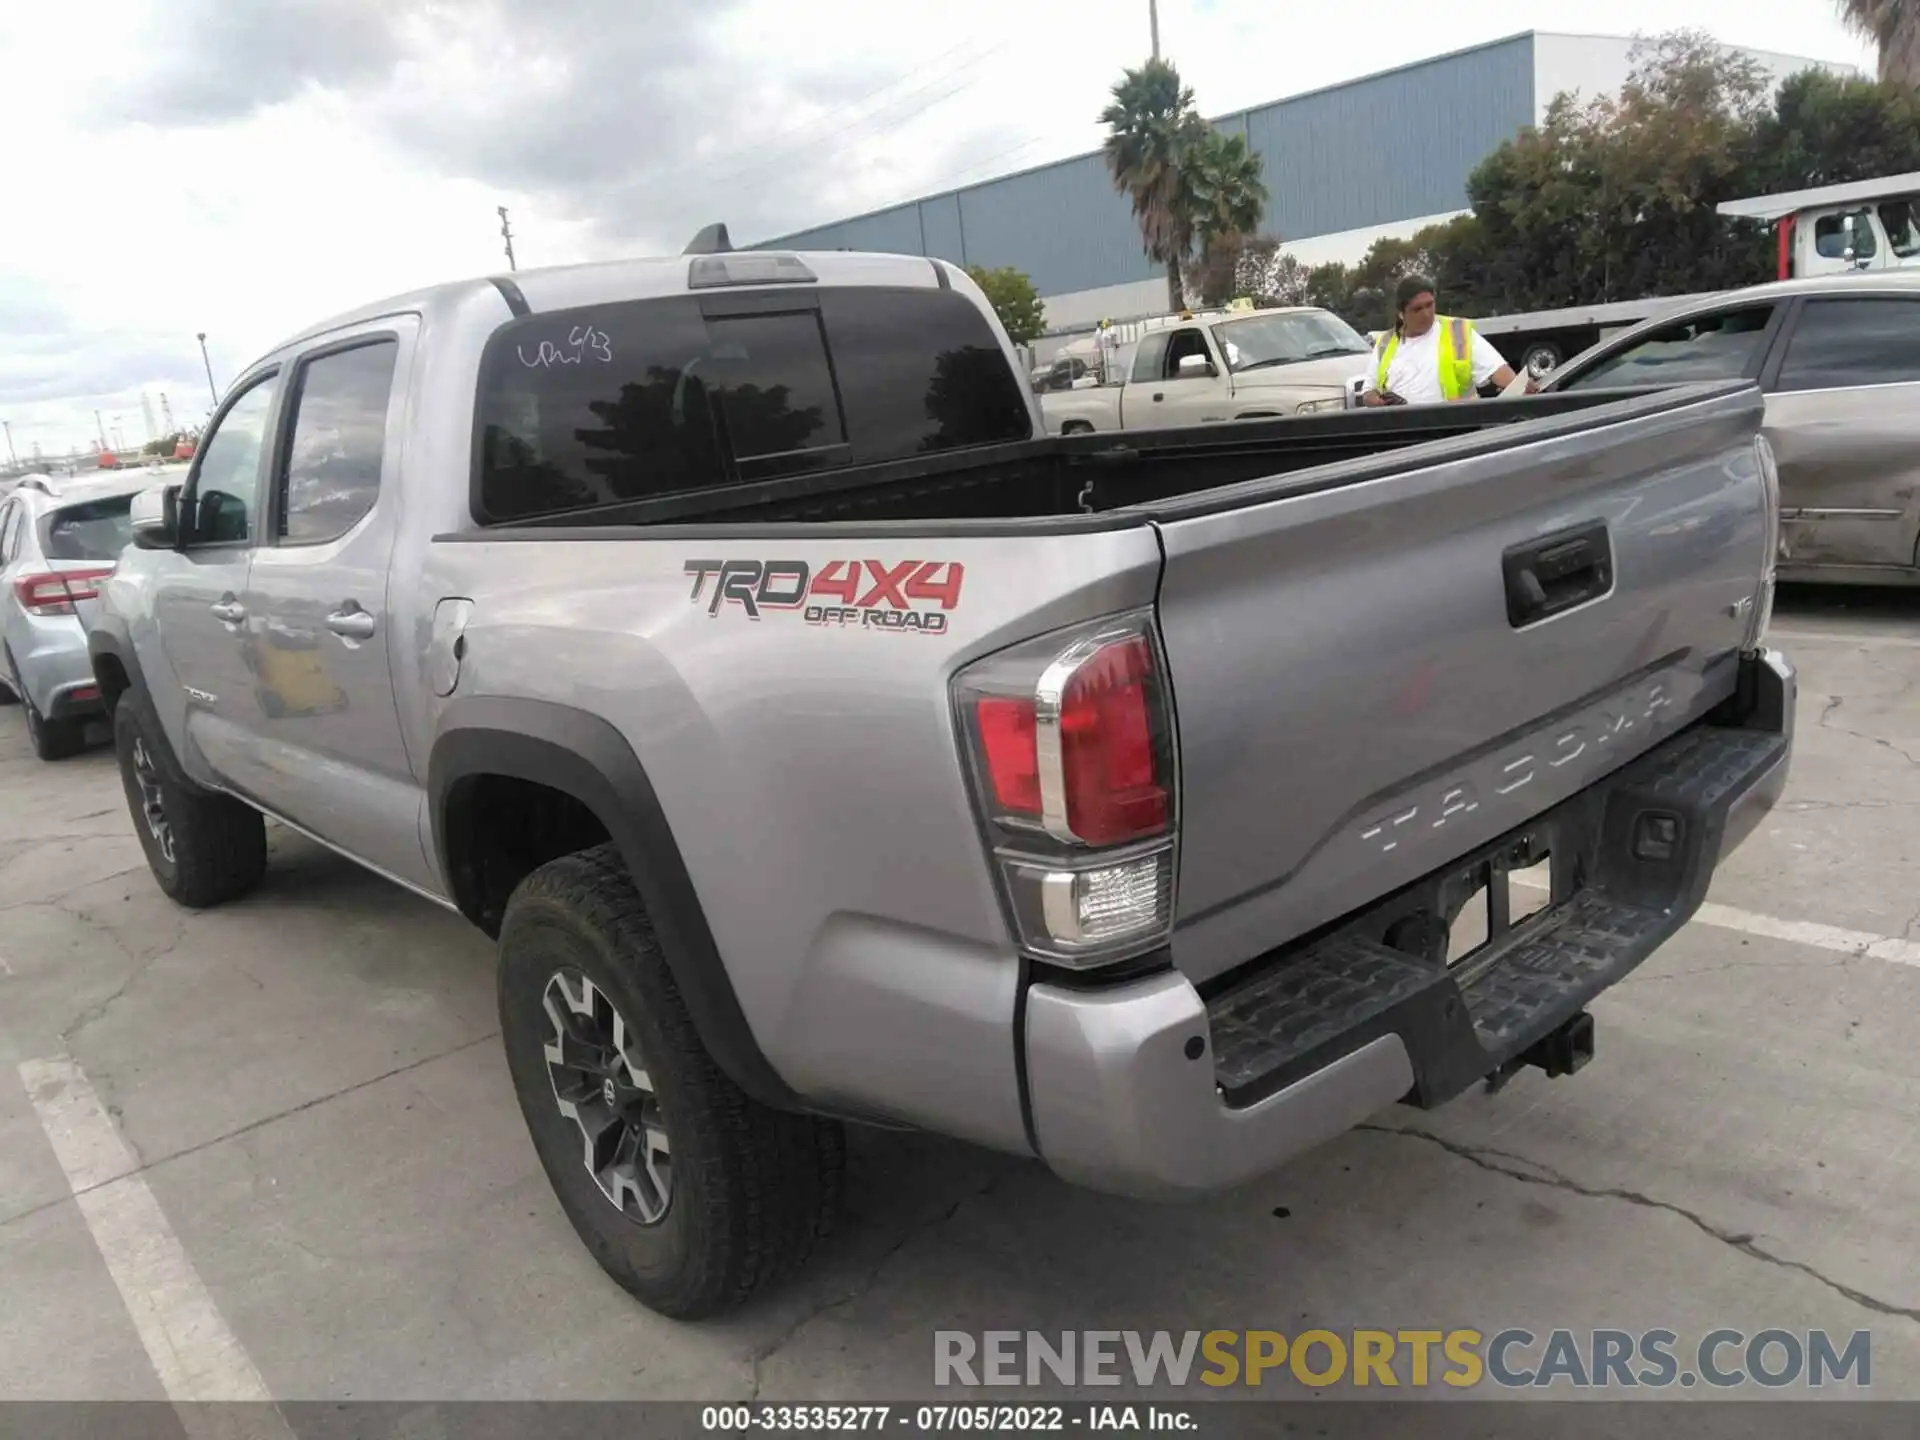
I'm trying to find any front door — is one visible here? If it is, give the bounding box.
[1763,294,1920,572]
[151,371,281,787]
[235,323,431,888]
[1148,327,1233,426]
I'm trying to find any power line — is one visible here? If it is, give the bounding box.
[756,131,1068,251]
[676,45,1017,222]
[682,39,1015,201]
[591,38,989,205]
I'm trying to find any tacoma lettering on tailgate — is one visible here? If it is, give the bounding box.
[1356,676,1680,857]
[684,559,964,634]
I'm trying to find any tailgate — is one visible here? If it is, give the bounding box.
[1152,383,1769,985]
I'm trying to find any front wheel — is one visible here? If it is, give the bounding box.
[498,844,845,1319]
[113,698,267,906]
[1521,342,1563,381]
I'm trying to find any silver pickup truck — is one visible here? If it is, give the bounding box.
[89,241,1793,1320]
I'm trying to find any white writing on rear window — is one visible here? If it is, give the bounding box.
[517,325,615,369]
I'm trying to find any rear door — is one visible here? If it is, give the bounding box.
[152,371,280,786]
[1149,384,1770,985]
[236,321,430,887]
[1758,293,1920,572]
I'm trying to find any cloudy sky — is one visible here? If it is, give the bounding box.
[0,0,1870,458]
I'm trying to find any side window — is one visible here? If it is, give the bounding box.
[279,340,398,544]
[1558,306,1775,391]
[1878,199,1920,259]
[1814,209,1877,261]
[1776,298,1920,392]
[1162,328,1213,379]
[186,375,279,546]
[1131,333,1170,384]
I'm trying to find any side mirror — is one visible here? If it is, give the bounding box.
[129,483,181,549]
[1176,353,1216,378]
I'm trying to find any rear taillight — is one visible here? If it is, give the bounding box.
[954,611,1177,969]
[12,566,114,616]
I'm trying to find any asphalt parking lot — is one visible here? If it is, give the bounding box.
[3,588,1919,1410]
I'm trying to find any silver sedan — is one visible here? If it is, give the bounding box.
[0,470,162,758]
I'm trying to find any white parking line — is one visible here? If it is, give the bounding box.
[19,1056,292,1438]
[1769,626,1920,651]
[1511,875,1920,970]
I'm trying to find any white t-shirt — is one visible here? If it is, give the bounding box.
[1373,322,1509,404]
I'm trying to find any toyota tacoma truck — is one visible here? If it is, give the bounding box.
[89,237,1793,1320]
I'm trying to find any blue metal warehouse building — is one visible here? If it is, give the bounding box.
[762,31,1852,333]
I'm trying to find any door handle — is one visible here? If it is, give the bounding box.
[210,600,246,624]
[326,606,377,640]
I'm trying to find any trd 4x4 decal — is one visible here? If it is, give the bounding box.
[684,559,965,634]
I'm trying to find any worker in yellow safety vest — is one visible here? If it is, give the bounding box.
[1360,274,1526,406]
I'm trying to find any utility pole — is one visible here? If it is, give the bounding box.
[498,205,518,271]
[197,332,218,406]
[1149,0,1160,60]
[2,420,16,468]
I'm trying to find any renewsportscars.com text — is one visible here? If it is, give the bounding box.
[934,1328,1872,1391]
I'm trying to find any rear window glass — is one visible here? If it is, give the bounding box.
[43,495,135,560]
[475,286,1032,522]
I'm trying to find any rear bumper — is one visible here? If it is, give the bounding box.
[10,617,100,718]
[1023,649,1794,1200]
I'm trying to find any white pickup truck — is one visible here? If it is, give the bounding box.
[1038,305,1369,434]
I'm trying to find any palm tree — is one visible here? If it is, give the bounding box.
[1101,59,1208,309]
[1188,130,1270,272]
[1840,0,1920,87]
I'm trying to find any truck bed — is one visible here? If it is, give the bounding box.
[477,386,1690,532]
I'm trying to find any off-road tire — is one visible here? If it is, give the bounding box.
[498,844,845,1319]
[113,697,268,907]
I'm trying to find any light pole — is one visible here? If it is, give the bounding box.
[197,332,218,406]
[1149,0,1159,60]
[2,419,16,468]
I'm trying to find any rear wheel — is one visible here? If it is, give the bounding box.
[113,697,267,906]
[5,651,84,760]
[498,844,845,1319]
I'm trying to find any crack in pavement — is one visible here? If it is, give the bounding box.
[746,1170,1008,1402]
[1816,697,1920,767]
[1361,1125,1920,1325]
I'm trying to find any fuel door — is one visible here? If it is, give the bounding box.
[429,598,475,697]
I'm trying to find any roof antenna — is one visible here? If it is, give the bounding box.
[683,223,733,255]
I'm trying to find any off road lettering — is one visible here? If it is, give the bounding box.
[690,557,964,631]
